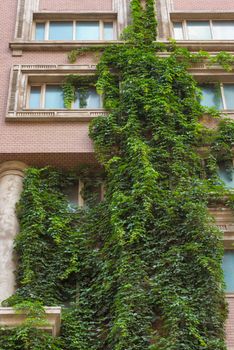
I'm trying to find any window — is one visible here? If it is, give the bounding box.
[28,84,102,109]
[64,180,105,209]
[199,84,234,110]
[29,85,64,109]
[34,21,115,41]
[173,20,234,40]
[223,251,234,292]
[218,163,234,189]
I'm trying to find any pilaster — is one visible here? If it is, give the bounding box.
[0,161,27,303]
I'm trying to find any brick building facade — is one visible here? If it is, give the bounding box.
[0,0,234,347]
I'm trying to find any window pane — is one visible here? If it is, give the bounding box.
[200,85,223,109]
[64,183,78,206]
[224,84,234,109]
[218,163,234,189]
[173,22,183,40]
[49,22,73,40]
[213,21,234,40]
[187,21,211,40]
[104,22,114,40]
[35,23,45,40]
[223,251,234,292]
[45,86,64,109]
[29,86,41,108]
[87,89,101,108]
[74,88,101,109]
[76,22,99,40]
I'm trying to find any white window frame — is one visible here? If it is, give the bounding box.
[33,20,117,41]
[27,83,103,110]
[173,20,234,40]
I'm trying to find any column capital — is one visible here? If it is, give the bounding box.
[0,161,27,179]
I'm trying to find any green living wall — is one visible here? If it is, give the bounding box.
[1,0,234,349]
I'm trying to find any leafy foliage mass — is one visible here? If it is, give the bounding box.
[1,0,234,349]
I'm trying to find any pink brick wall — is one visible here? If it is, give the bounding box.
[0,0,102,156]
[173,0,234,11]
[39,0,113,12]
[226,296,234,350]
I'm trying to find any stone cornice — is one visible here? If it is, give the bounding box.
[9,40,234,55]
[9,40,123,55]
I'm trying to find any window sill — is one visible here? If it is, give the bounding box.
[9,41,123,55]
[160,40,234,52]
[6,109,109,122]
[0,307,61,337]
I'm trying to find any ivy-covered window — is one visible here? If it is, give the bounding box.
[28,84,102,109]
[199,83,234,110]
[223,251,234,292]
[217,162,234,189]
[64,180,104,209]
[34,20,115,41]
[173,20,234,40]
[73,88,101,109]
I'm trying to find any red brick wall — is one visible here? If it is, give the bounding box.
[226,296,234,350]
[173,0,234,11]
[39,0,113,11]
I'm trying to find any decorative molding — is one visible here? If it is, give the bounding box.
[6,110,109,122]
[0,161,27,179]
[156,0,172,40]
[0,307,61,337]
[113,0,130,35]
[18,64,97,73]
[15,0,39,40]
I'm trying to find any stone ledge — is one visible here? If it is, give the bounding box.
[0,307,61,337]
[6,110,109,122]
[10,40,234,54]
[9,41,123,53]
[160,40,234,52]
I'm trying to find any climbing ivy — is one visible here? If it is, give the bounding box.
[2,0,234,349]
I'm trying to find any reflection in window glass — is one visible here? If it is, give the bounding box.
[200,85,223,109]
[223,251,234,292]
[64,183,79,207]
[74,88,101,109]
[223,84,234,109]
[29,86,41,109]
[213,21,234,40]
[104,22,114,40]
[49,22,73,40]
[218,163,234,189]
[35,23,45,40]
[45,86,64,109]
[76,22,99,40]
[187,21,211,40]
[173,22,183,40]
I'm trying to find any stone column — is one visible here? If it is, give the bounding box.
[0,161,26,304]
